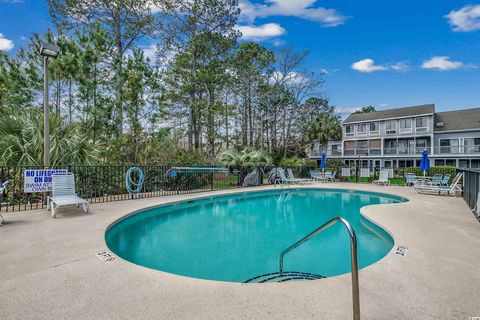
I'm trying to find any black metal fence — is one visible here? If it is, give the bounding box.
[0,165,315,213]
[460,169,480,210]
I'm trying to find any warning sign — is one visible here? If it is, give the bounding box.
[23,169,68,193]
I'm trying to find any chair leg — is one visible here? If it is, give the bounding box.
[83,203,89,214]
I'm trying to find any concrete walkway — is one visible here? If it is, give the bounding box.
[1,183,479,320]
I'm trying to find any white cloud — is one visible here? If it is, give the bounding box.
[390,61,410,72]
[445,4,480,32]
[421,56,464,71]
[239,0,348,27]
[270,71,309,86]
[236,23,286,41]
[351,59,388,73]
[142,44,157,60]
[0,33,14,52]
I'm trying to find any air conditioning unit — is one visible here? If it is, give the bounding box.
[436,122,445,127]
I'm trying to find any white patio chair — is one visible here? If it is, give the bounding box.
[47,173,89,218]
[287,168,312,184]
[373,170,390,186]
[414,173,463,197]
[274,168,294,186]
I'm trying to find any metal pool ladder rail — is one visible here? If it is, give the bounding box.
[279,217,360,320]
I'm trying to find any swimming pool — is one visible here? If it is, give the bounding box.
[106,189,407,282]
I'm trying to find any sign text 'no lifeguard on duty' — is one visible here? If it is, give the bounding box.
[23,169,68,193]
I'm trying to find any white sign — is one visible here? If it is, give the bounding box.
[23,169,68,193]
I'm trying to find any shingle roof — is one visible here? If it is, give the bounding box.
[343,104,435,124]
[434,108,480,132]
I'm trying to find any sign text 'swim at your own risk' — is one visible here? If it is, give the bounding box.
[23,169,68,193]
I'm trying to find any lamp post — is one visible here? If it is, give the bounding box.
[40,43,60,167]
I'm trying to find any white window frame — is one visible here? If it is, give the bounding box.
[369,122,379,135]
[463,137,480,154]
[356,123,367,136]
[345,125,354,137]
[415,117,429,132]
[439,138,459,154]
[399,118,412,134]
[385,120,397,135]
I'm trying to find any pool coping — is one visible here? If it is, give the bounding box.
[1,183,479,319]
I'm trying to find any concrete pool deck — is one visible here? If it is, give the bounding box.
[1,183,479,320]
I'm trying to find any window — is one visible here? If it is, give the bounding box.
[415,117,428,132]
[369,122,379,134]
[464,138,480,154]
[385,120,396,134]
[399,119,412,132]
[439,138,459,154]
[357,123,367,135]
[345,125,354,137]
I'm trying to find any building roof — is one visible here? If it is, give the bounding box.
[343,104,435,124]
[434,108,480,132]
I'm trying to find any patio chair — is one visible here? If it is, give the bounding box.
[47,173,89,218]
[474,191,480,220]
[325,170,337,182]
[440,174,451,186]
[310,170,325,182]
[274,168,295,186]
[404,173,417,187]
[431,174,443,186]
[373,170,390,186]
[414,173,463,197]
[286,168,312,184]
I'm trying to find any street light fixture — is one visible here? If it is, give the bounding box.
[40,43,60,167]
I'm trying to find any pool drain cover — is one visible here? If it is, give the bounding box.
[244,271,325,283]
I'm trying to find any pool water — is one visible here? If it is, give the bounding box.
[106,189,407,282]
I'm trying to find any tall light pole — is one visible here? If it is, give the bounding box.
[40,43,60,167]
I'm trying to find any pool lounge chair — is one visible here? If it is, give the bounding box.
[474,191,480,220]
[274,168,295,186]
[414,173,463,196]
[431,174,443,186]
[0,180,8,226]
[325,170,337,182]
[47,173,89,218]
[440,174,451,186]
[373,170,390,186]
[404,173,417,187]
[286,168,312,184]
[310,170,326,182]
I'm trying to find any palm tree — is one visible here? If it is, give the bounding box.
[218,148,272,167]
[0,110,101,166]
[306,113,342,151]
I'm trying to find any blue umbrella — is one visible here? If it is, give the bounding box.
[321,151,327,172]
[419,148,430,177]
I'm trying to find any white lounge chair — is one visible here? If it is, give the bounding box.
[286,168,312,184]
[373,170,390,186]
[414,173,463,196]
[47,173,89,218]
[274,168,293,186]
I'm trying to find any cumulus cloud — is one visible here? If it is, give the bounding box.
[239,0,348,27]
[390,61,410,72]
[236,23,286,41]
[0,33,14,51]
[445,4,480,32]
[421,56,464,71]
[351,59,388,73]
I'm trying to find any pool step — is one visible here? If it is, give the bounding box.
[244,271,325,283]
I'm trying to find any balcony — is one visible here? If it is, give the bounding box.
[434,145,480,155]
[310,149,342,157]
[383,147,430,156]
[343,148,381,156]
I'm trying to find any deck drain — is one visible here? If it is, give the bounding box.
[96,251,116,263]
[394,246,408,256]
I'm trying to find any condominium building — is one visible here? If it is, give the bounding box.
[310,104,480,169]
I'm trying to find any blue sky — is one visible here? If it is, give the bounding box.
[1,0,480,113]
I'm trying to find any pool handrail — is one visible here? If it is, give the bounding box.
[279,217,360,320]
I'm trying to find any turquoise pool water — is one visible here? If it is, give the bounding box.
[106,189,407,282]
